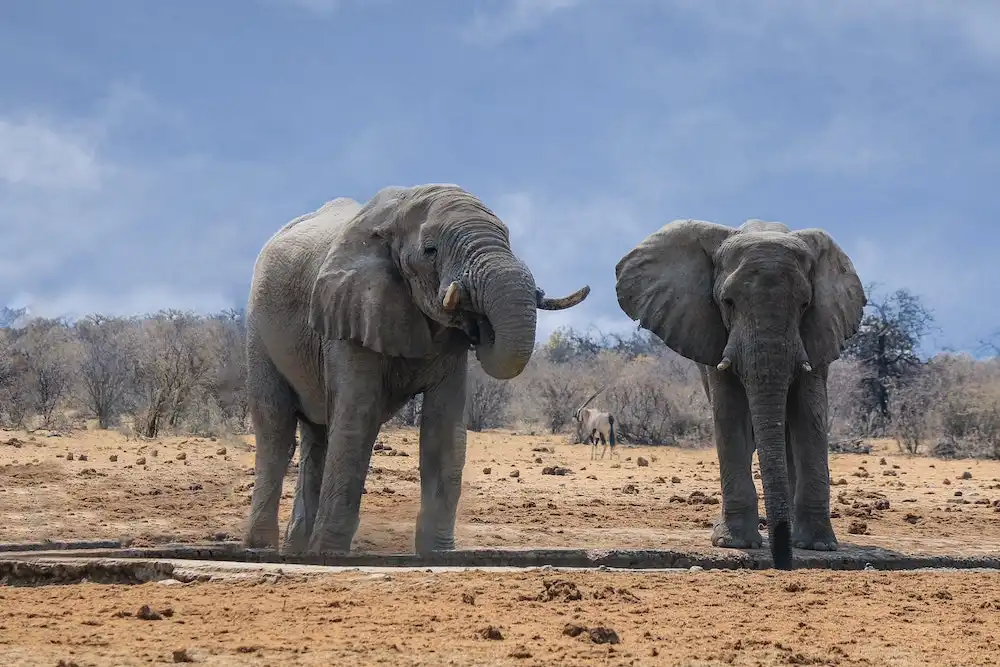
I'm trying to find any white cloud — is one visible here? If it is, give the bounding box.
[0,86,272,318]
[0,117,101,190]
[260,0,397,17]
[262,0,341,16]
[666,0,1000,66]
[462,0,587,45]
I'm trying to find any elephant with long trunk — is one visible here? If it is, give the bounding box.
[243,184,589,555]
[615,219,865,569]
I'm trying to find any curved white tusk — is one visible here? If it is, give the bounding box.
[442,281,461,311]
[536,285,591,310]
[801,362,813,373]
[717,357,732,371]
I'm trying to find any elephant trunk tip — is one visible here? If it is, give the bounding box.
[771,520,793,570]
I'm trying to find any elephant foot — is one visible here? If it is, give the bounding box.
[415,528,456,554]
[281,523,311,556]
[243,528,279,550]
[711,512,763,549]
[792,515,839,551]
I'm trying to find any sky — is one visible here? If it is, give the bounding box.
[2,0,999,356]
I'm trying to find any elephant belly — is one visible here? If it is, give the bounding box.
[262,323,329,426]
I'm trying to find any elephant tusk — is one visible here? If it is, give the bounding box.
[536,285,591,310]
[801,362,813,373]
[717,357,732,371]
[442,281,461,311]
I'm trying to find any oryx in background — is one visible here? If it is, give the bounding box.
[574,388,618,460]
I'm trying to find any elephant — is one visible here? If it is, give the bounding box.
[242,183,590,556]
[615,219,865,569]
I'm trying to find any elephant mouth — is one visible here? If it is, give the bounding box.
[455,313,493,347]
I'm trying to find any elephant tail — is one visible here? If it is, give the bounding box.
[608,415,616,446]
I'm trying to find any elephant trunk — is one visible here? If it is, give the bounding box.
[733,332,796,570]
[469,257,538,380]
[747,388,793,570]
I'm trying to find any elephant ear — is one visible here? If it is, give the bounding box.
[307,191,436,358]
[615,220,735,366]
[793,229,866,367]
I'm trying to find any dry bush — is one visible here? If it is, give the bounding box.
[511,356,589,434]
[887,370,939,455]
[12,318,80,428]
[0,328,32,428]
[202,310,250,433]
[133,310,218,438]
[3,303,1000,463]
[75,315,140,429]
[926,354,1000,459]
[506,345,710,446]
[604,352,710,446]
[826,359,871,441]
[465,361,511,432]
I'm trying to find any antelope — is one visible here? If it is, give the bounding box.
[574,388,618,460]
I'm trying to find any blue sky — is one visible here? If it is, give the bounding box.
[2,0,999,354]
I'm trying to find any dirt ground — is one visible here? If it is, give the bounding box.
[3,426,1000,665]
[2,567,1000,666]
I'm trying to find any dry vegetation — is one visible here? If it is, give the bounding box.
[1,286,999,460]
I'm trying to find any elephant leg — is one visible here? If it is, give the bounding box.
[244,349,298,550]
[308,351,385,555]
[708,368,763,549]
[788,365,837,551]
[283,417,328,554]
[415,359,468,553]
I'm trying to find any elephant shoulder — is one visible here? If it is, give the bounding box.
[251,199,364,302]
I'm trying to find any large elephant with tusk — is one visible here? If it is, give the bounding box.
[242,184,589,556]
[615,219,865,570]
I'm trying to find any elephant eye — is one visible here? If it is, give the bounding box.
[423,245,437,258]
[722,297,735,309]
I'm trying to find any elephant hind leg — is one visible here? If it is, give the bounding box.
[244,348,298,550]
[283,417,328,554]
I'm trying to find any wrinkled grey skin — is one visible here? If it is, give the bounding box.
[615,219,865,569]
[243,184,590,556]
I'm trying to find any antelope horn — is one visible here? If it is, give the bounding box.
[577,386,606,413]
[536,285,590,310]
[442,281,461,311]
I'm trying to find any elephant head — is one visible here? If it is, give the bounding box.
[615,219,865,568]
[308,184,590,379]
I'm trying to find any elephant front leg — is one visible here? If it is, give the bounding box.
[283,419,328,555]
[709,369,764,550]
[788,366,838,551]
[414,362,468,554]
[308,355,385,555]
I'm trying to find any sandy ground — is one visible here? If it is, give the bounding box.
[1,567,999,666]
[3,426,1000,665]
